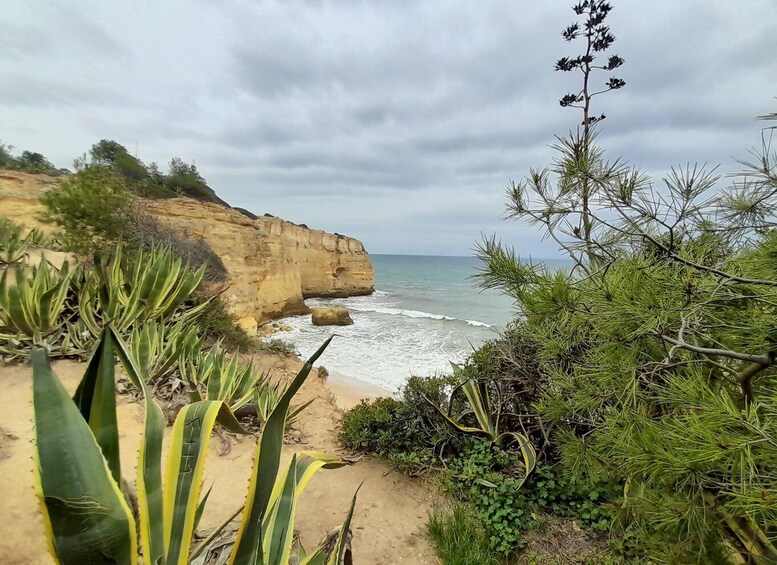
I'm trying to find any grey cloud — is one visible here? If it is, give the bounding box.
[2,0,776,256]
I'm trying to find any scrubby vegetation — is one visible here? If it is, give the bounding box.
[340,2,777,563]
[0,141,65,175]
[82,139,225,203]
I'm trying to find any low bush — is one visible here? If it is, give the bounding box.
[255,338,298,356]
[0,142,63,175]
[339,374,460,474]
[196,296,255,351]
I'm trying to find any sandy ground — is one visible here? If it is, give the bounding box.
[0,353,439,564]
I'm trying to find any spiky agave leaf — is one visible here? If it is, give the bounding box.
[229,337,333,564]
[31,347,137,564]
[72,328,122,483]
[0,260,72,339]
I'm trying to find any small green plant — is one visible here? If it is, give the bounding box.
[446,440,530,555]
[444,440,618,557]
[256,338,298,356]
[428,504,501,565]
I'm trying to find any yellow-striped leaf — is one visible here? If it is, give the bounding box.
[32,347,137,565]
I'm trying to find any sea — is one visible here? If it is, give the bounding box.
[270,254,569,392]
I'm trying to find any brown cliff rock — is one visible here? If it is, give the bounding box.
[0,171,375,326]
[0,170,57,232]
[143,198,374,324]
[311,306,354,326]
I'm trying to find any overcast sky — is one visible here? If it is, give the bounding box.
[2,1,776,256]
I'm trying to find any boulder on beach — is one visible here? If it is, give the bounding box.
[311,306,353,326]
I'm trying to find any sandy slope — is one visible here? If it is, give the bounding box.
[0,354,438,564]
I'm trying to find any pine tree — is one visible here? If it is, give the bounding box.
[476,2,777,561]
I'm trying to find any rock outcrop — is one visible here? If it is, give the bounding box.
[0,171,375,328]
[311,306,354,326]
[0,170,58,232]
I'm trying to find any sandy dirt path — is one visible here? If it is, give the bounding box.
[0,355,439,564]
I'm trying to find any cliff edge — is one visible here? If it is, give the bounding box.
[0,170,374,330]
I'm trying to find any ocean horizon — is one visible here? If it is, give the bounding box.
[271,253,571,392]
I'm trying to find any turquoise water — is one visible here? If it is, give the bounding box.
[273,254,569,391]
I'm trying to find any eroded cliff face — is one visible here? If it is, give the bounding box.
[0,170,58,231]
[0,170,375,329]
[143,198,374,327]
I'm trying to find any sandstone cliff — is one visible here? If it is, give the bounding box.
[0,170,374,330]
[142,198,373,329]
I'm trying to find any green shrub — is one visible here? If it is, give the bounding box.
[339,374,460,473]
[196,296,255,351]
[428,504,501,565]
[0,141,62,175]
[255,338,298,356]
[40,166,133,253]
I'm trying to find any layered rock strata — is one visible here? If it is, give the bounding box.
[136,199,374,326]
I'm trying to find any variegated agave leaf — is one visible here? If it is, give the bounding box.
[127,319,203,383]
[422,365,537,480]
[0,259,72,340]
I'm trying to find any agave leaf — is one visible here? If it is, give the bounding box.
[112,326,166,564]
[164,400,244,564]
[72,328,122,483]
[494,432,537,480]
[31,348,137,564]
[263,453,299,563]
[459,378,496,437]
[326,482,361,565]
[263,452,345,562]
[230,337,333,565]
[421,392,492,437]
[194,485,214,535]
[299,482,362,565]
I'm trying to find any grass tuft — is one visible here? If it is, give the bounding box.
[428,504,502,565]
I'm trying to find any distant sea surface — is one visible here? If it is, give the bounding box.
[273,254,570,392]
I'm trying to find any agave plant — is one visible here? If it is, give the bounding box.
[182,343,262,411]
[32,326,357,564]
[253,379,312,432]
[78,243,211,336]
[182,344,312,429]
[424,365,536,480]
[0,259,73,342]
[0,229,30,265]
[127,318,203,382]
